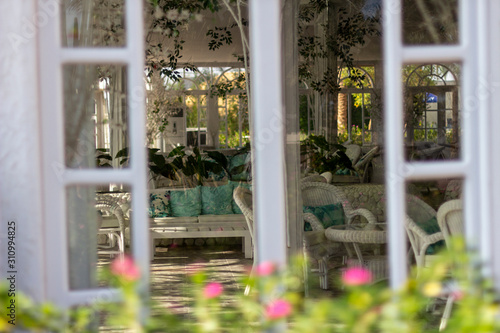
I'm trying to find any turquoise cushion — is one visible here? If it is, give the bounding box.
[201,184,234,215]
[303,203,345,231]
[228,154,249,181]
[417,216,445,254]
[230,181,252,214]
[148,190,170,217]
[169,186,202,217]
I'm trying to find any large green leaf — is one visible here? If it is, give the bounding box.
[115,147,129,159]
[206,151,228,170]
[168,146,186,158]
[150,153,166,168]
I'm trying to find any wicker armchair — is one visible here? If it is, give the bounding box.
[437,199,463,240]
[301,182,379,289]
[436,199,463,330]
[301,182,378,225]
[404,194,444,270]
[301,174,328,184]
[352,146,380,183]
[95,195,127,257]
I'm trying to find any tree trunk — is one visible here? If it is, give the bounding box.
[326,0,339,143]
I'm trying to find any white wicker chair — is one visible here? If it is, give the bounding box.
[437,199,463,241]
[436,199,463,331]
[343,144,362,165]
[95,196,127,257]
[352,146,380,183]
[404,194,444,271]
[301,182,378,225]
[301,174,328,183]
[301,182,379,289]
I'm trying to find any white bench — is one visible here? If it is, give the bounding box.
[150,215,253,259]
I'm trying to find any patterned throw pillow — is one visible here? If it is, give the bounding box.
[201,184,234,215]
[417,216,445,254]
[148,190,170,218]
[303,203,345,231]
[230,181,252,214]
[169,186,202,217]
[228,153,249,181]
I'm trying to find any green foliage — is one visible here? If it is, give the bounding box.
[301,134,353,174]
[6,238,500,332]
[219,129,250,149]
[338,125,372,145]
[298,2,380,95]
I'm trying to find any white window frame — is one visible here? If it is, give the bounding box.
[382,0,490,288]
[38,0,149,307]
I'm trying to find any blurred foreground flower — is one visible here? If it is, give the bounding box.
[342,267,373,286]
[256,261,276,276]
[203,282,223,299]
[110,255,140,281]
[265,299,292,320]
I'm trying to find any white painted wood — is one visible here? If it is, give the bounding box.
[38,0,149,308]
[401,46,465,63]
[382,0,408,289]
[382,0,488,289]
[249,0,288,267]
[0,0,46,303]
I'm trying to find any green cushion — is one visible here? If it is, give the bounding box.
[148,190,171,217]
[417,216,445,254]
[228,153,249,181]
[230,181,252,214]
[201,184,234,215]
[169,186,202,217]
[303,203,345,231]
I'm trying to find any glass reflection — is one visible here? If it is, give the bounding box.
[403,63,461,161]
[63,64,129,168]
[403,0,459,45]
[61,0,126,47]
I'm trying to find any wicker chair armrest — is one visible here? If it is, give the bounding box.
[303,212,325,231]
[423,231,445,245]
[303,230,328,247]
[346,208,378,224]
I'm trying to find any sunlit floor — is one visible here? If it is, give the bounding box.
[99,243,341,316]
[97,244,446,331]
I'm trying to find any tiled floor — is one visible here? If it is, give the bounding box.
[149,244,254,315]
[147,244,344,316]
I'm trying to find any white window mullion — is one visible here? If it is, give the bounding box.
[457,0,481,250]
[475,0,493,278]
[39,0,69,306]
[382,0,408,289]
[126,0,149,298]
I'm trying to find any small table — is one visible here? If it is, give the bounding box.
[325,223,387,281]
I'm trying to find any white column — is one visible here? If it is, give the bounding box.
[249,0,288,267]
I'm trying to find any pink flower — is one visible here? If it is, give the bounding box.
[256,261,276,276]
[111,256,140,281]
[203,282,223,299]
[265,299,292,320]
[342,267,373,286]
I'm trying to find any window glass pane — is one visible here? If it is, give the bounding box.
[67,184,131,290]
[406,179,463,267]
[403,0,458,45]
[63,64,129,168]
[403,63,461,161]
[61,0,126,47]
